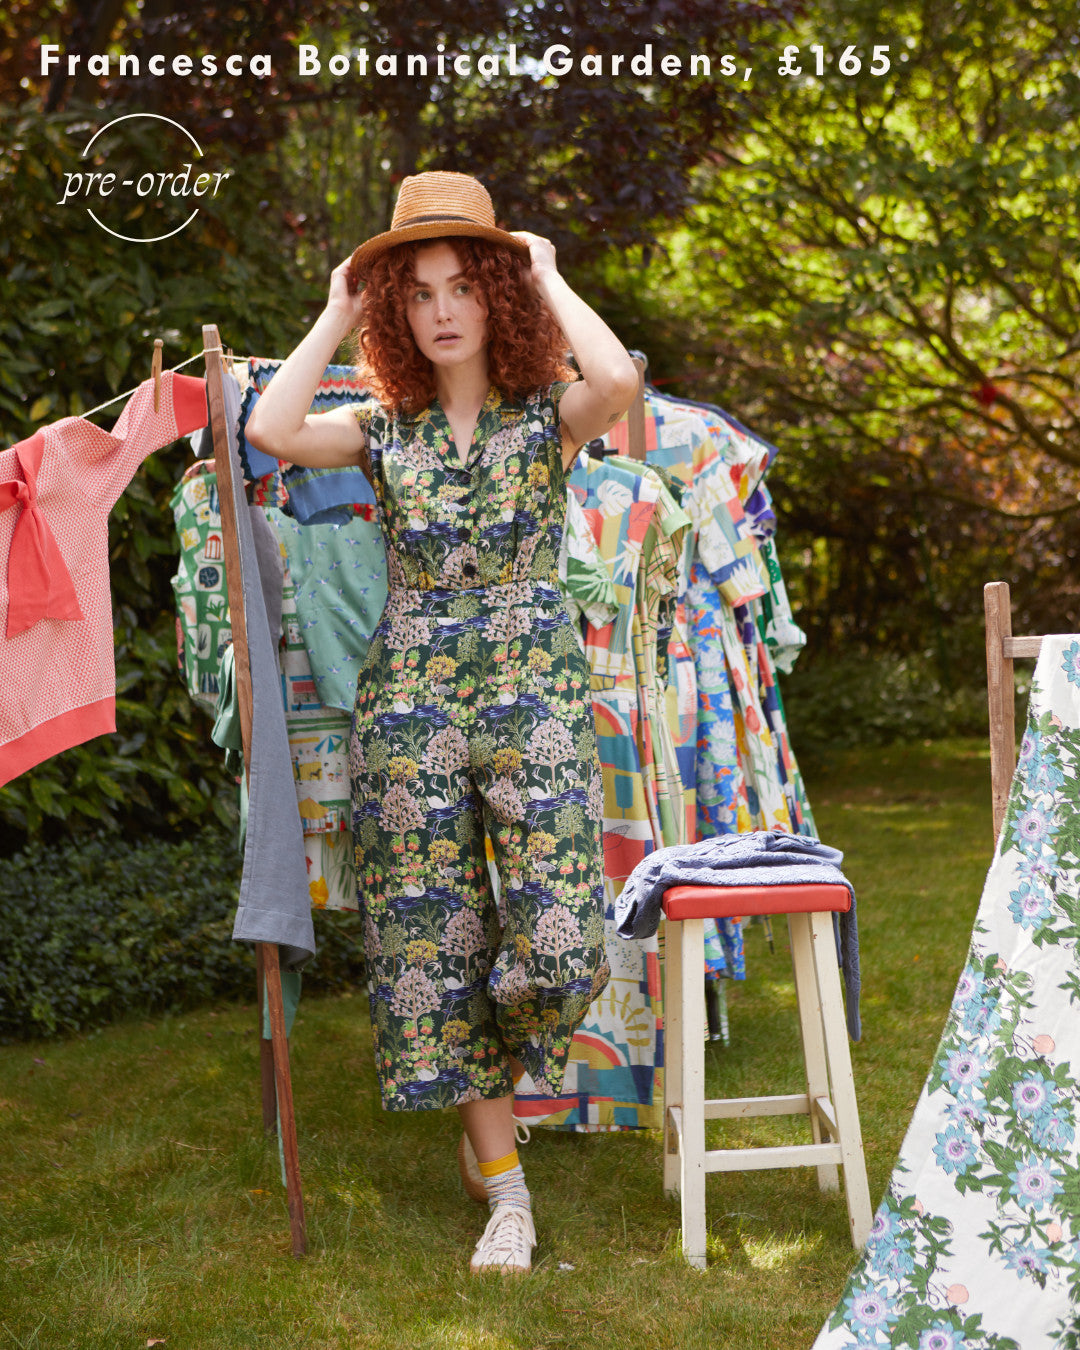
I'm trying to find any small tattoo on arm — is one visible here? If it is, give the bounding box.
[606,413,618,424]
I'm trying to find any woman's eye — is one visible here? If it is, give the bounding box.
[413,289,430,302]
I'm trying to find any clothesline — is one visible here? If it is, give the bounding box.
[81,346,252,422]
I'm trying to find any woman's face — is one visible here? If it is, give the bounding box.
[404,241,489,376]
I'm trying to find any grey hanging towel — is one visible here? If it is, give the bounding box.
[217,372,315,969]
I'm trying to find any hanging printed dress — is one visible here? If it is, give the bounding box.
[515,453,672,1131]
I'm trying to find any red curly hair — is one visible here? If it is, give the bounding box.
[351,236,575,415]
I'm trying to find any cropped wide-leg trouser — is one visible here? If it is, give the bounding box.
[349,579,609,1111]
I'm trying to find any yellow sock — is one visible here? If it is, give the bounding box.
[477,1149,519,1179]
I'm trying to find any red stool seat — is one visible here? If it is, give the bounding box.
[662,882,850,921]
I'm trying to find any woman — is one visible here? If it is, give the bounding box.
[247,171,638,1274]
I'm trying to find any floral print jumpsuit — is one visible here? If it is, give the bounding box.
[349,383,609,1111]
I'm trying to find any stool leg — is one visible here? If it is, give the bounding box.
[809,911,873,1249]
[788,912,839,1193]
[663,918,683,1197]
[680,917,708,1270]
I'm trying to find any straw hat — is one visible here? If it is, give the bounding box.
[349,171,530,275]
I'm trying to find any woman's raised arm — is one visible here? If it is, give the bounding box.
[244,259,367,468]
[512,232,639,470]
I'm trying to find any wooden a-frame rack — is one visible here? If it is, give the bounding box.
[202,324,306,1258]
[984,579,1046,844]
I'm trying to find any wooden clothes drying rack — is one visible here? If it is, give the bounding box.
[984,580,1046,842]
[202,325,306,1258]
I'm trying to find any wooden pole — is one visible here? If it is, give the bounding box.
[984,580,1014,845]
[255,946,277,1134]
[202,324,307,1258]
[627,356,646,461]
[263,943,306,1255]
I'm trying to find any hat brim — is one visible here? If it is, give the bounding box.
[350,221,530,277]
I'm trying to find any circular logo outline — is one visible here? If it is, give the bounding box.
[81,113,205,244]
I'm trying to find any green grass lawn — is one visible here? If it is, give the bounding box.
[0,739,995,1350]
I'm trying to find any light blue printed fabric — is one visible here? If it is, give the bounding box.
[237,386,280,481]
[263,507,387,714]
[281,455,377,524]
[688,557,745,837]
[616,829,860,1039]
[816,636,1080,1350]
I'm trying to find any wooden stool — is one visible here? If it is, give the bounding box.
[662,882,872,1268]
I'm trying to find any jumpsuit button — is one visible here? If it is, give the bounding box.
[462,562,477,577]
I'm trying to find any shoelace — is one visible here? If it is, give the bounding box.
[474,1204,536,1264]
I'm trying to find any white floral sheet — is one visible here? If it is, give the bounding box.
[814,635,1080,1350]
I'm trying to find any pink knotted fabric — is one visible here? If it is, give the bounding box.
[0,430,84,637]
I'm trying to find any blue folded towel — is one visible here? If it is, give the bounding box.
[616,830,861,1039]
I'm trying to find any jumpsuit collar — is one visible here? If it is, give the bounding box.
[410,385,526,470]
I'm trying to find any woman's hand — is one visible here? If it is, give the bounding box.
[511,231,559,289]
[326,256,366,332]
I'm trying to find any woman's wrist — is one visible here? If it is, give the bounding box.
[533,266,564,298]
[321,301,360,339]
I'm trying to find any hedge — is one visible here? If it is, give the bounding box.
[0,829,366,1041]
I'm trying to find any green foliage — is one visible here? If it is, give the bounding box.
[782,651,993,767]
[4,4,802,265]
[0,828,366,1040]
[0,102,331,846]
[624,0,1080,649]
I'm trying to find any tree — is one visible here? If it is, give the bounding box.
[389,966,441,1025]
[420,726,470,802]
[443,909,487,977]
[650,0,1080,643]
[379,784,426,847]
[533,904,583,981]
[554,801,586,854]
[526,720,577,793]
[10,1,800,262]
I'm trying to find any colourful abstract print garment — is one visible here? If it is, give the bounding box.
[515,454,670,1131]
[170,463,232,710]
[815,636,1080,1350]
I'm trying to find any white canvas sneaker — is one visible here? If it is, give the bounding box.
[469,1203,536,1275]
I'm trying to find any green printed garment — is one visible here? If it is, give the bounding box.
[266,507,387,714]
[349,383,609,1112]
[816,636,1080,1350]
[170,463,232,710]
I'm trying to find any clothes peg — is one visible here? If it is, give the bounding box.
[151,339,163,412]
